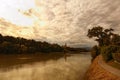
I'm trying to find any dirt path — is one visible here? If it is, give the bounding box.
[98,55,120,77]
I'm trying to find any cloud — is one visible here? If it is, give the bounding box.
[0,18,35,39]
[0,0,120,47]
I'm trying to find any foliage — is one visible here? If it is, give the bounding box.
[111,34,120,45]
[101,45,120,62]
[91,45,100,61]
[87,26,114,46]
[0,34,64,54]
[112,53,120,63]
[112,46,120,62]
[65,47,89,52]
[87,26,120,62]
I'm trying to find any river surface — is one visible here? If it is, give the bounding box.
[0,53,91,80]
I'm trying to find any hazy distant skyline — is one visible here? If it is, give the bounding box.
[0,0,120,47]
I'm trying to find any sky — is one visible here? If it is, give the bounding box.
[0,0,120,47]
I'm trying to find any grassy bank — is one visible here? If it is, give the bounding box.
[108,60,120,70]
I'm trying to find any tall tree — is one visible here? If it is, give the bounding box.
[87,26,114,46]
[111,34,120,45]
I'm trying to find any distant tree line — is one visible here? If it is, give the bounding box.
[66,47,89,52]
[0,34,64,54]
[0,34,88,54]
[87,26,120,62]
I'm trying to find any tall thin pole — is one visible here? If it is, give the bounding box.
[64,43,67,61]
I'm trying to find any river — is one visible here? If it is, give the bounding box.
[0,53,91,80]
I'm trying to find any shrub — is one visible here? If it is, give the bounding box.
[112,53,120,63]
[101,45,120,62]
[112,47,120,63]
[91,45,100,61]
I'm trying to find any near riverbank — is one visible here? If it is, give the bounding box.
[85,55,120,80]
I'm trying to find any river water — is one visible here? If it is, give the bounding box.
[0,53,91,80]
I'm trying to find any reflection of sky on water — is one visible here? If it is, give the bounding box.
[0,54,91,80]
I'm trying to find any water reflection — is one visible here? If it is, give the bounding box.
[0,53,91,80]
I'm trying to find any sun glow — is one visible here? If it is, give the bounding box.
[0,0,36,26]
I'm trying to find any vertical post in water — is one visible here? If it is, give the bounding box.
[64,43,67,61]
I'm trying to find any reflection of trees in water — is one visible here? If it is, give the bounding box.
[0,53,91,80]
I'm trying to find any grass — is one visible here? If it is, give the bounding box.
[0,52,66,69]
[107,59,120,70]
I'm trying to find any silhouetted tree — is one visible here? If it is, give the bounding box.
[0,34,65,54]
[87,26,120,62]
[111,34,120,45]
[0,33,85,54]
[87,26,114,46]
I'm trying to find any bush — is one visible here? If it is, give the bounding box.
[101,45,120,62]
[91,45,100,61]
[112,47,120,63]
[112,53,120,63]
